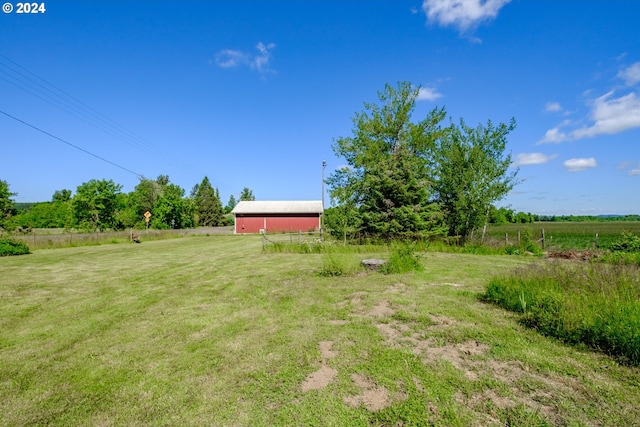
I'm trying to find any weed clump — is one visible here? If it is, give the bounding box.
[0,238,31,256]
[381,242,423,274]
[482,262,640,365]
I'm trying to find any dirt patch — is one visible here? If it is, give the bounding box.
[344,373,407,412]
[369,300,395,317]
[301,341,341,392]
[301,365,338,392]
[547,249,598,261]
[319,341,338,359]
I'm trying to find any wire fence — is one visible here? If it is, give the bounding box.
[2,226,233,249]
[261,231,324,249]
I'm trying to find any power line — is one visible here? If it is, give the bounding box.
[0,110,144,179]
[0,54,195,171]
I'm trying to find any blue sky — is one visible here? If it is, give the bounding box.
[1,0,639,215]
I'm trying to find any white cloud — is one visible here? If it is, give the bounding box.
[537,119,572,144]
[417,87,442,101]
[629,168,640,176]
[617,62,640,86]
[539,89,640,142]
[570,91,640,139]
[545,102,562,113]
[563,157,597,172]
[214,42,276,75]
[512,152,557,167]
[215,49,246,68]
[250,42,276,73]
[422,0,511,32]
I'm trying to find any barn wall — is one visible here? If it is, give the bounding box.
[234,214,320,234]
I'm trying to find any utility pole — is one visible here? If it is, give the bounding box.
[322,160,326,240]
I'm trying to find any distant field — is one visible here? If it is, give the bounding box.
[487,221,640,250]
[1,236,639,425]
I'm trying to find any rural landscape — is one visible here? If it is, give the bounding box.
[2,80,640,426]
[1,229,640,426]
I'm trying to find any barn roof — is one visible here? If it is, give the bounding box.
[232,200,323,214]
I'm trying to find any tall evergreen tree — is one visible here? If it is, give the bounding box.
[225,194,237,214]
[194,176,223,226]
[327,81,447,240]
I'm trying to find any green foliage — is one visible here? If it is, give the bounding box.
[599,251,640,266]
[327,81,448,240]
[0,179,16,229]
[8,200,73,229]
[609,231,640,252]
[319,253,352,276]
[328,82,519,242]
[239,187,255,201]
[132,177,163,221]
[51,189,72,202]
[152,183,194,229]
[483,262,640,365]
[432,118,519,240]
[193,176,224,226]
[225,194,237,214]
[0,238,30,256]
[72,179,123,231]
[381,242,423,274]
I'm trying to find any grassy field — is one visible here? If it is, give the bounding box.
[487,221,640,250]
[1,236,640,426]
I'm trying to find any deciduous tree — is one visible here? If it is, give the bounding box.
[0,180,16,230]
[239,187,255,201]
[72,179,123,231]
[152,183,194,229]
[432,118,519,239]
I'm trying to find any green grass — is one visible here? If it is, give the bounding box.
[483,262,640,365]
[1,236,639,425]
[488,221,640,250]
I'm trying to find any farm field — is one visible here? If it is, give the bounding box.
[487,221,640,250]
[1,236,639,426]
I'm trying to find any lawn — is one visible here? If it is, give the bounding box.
[1,236,639,426]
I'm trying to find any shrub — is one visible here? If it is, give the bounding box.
[381,242,423,274]
[0,238,31,256]
[609,231,640,253]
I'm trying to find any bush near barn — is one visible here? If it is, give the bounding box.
[0,238,30,256]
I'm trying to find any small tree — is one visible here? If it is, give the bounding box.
[225,194,237,214]
[239,187,255,201]
[432,118,519,240]
[0,180,16,230]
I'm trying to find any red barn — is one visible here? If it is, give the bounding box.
[232,201,323,234]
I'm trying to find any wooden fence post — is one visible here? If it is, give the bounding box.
[541,228,545,249]
[505,233,508,246]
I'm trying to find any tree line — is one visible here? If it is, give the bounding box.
[0,176,255,232]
